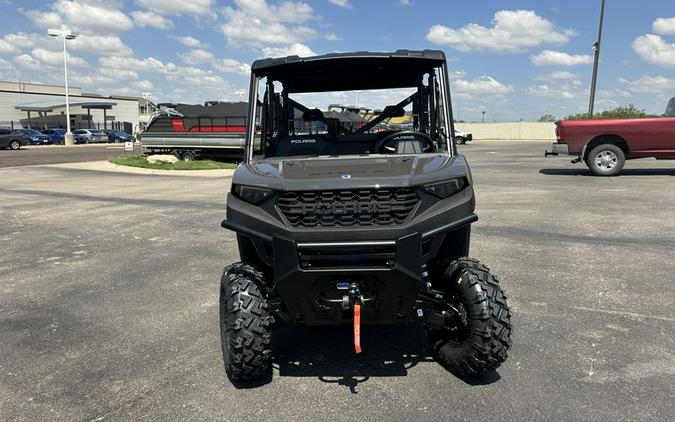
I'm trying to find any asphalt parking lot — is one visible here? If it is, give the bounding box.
[0,144,125,168]
[1,141,673,421]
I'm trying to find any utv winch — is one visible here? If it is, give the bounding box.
[220,50,512,382]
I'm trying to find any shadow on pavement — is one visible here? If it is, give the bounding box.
[539,167,675,176]
[269,324,500,393]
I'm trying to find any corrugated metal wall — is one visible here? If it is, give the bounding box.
[455,122,556,140]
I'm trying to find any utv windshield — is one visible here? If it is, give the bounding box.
[246,53,454,161]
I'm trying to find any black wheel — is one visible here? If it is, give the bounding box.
[171,150,182,160]
[585,144,625,176]
[429,257,512,378]
[455,136,466,145]
[182,150,196,161]
[220,263,273,382]
[9,140,21,150]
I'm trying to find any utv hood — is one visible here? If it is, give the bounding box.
[232,154,471,191]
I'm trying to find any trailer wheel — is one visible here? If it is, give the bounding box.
[182,150,196,161]
[171,150,182,160]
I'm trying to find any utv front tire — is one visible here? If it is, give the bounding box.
[220,263,273,382]
[430,258,512,378]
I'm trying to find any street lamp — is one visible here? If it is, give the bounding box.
[48,28,78,145]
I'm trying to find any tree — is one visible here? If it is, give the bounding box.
[538,114,556,122]
[564,104,656,120]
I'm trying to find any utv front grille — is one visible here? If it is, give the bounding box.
[276,188,419,227]
[297,242,396,269]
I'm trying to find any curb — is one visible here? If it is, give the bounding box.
[44,160,236,177]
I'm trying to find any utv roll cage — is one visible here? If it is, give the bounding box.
[244,50,458,162]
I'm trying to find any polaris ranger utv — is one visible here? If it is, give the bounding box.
[221,50,512,382]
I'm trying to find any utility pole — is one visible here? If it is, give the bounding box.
[588,0,606,118]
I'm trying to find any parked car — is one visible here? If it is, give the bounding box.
[454,130,473,145]
[15,128,51,145]
[72,129,108,143]
[0,128,29,150]
[546,97,675,176]
[102,129,132,143]
[42,128,88,144]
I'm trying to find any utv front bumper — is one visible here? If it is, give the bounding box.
[222,188,476,325]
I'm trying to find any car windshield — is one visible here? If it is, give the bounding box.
[248,57,452,160]
[22,129,42,135]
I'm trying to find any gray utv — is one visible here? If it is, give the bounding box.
[220,50,512,382]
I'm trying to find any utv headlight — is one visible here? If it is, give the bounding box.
[232,184,272,204]
[423,178,467,198]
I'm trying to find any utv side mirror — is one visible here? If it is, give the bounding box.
[383,105,405,117]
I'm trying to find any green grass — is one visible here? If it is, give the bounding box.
[110,155,237,170]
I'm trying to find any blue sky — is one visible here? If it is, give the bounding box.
[0,0,673,121]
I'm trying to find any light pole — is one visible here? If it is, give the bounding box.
[481,110,486,123]
[588,0,606,118]
[48,28,78,145]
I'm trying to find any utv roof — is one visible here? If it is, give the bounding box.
[251,50,447,93]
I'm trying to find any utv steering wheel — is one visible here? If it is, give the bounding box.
[374,131,435,154]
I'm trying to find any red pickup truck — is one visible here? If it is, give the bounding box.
[546,97,675,176]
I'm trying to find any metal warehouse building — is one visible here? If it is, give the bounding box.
[0,81,153,134]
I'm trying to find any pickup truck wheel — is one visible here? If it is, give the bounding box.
[586,144,625,176]
[9,140,21,150]
[429,258,512,378]
[455,136,466,145]
[220,263,273,382]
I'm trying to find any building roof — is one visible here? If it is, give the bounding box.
[15,100,117,112]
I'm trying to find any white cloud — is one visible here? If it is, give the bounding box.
[0,39,19,54]
[213,58,250,76]
[53,0,134,32]
[220,0,319,47]
[653,17,675,35]
[3,33,39,49]
[179,49,215,64]
[452,76,513,95]
[22,10,63,28]
[131,10,173,29]
[619,75,675,93]
[531,50,593,66]
[70,35,133,56]
[15,54,42,70]
[541,70,580,81]
[399,0,412,6]
[632,34,675,68]
[32,48,88,67]
[426,10,574,53]
[170,35,206,48]
[525,84,578,100]
[262,43,316,58]
[137,0,214,15]
[328,0,352,9]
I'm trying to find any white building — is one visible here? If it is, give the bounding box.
[0,81,154,134]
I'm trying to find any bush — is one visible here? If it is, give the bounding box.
[564,104,658,120]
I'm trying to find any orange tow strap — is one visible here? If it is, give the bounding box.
[353,303,362,354]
